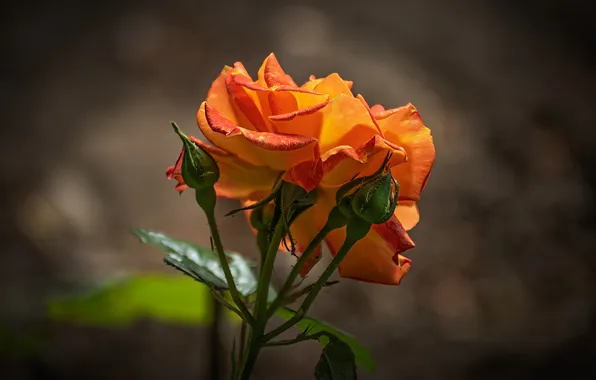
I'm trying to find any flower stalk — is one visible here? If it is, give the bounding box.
[201,189,255,325]
[262,218,371,343]
[236,220,285,380]
[266,206,348,319]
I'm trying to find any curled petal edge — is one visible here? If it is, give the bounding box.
[203,103,318,152]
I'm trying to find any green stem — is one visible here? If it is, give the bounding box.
[265,226,331,318]
[266,206,347,318]
[262,219,371,342]
[232,321,247,380]
[237,330,262,380]
[264,331,326,347]
[210,290,243,320]
[239,321,247,362]
[283,280,339,304]
[253,221,285,321]
[199,188,254,325]
[256,230,269,272]
[236,221,286,380]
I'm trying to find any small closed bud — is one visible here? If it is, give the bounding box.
[335,176,366,221]
[250,203,275,231]
[171,122,219,191]
[351,172,399,225]
[333,153,399,225]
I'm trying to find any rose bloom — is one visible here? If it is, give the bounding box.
[167,53,435,285]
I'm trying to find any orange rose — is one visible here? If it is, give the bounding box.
[167,53,435,285]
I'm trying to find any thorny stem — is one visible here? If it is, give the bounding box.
[199,188,254,325]
[262,219,371,342]
[236,221,285,380]
[265,225,332,318]
[210,290,243,320]
[254,221,285,323]
[266,206,348,319]
[264,331,327,347]
[232,320,247,379]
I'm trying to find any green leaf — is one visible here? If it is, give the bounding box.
[48,275,213,326]
[132,228,257,295]
[276,307,374,371]
[315,337,357,380]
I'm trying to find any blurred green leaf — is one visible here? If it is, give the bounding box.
[132,228,257,295]
[48,275,212,326]
[315,337,357,380]
[276,307,374,371]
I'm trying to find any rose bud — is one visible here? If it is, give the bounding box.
[171,122,219,192]
[351,172,399,225]
[250,203,275,232]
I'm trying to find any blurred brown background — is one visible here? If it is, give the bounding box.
[2,0,596,379]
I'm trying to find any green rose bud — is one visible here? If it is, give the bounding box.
[171,122,219,191]
[351,172,399,225]
[334,155,400,225]
[250,203,275,232]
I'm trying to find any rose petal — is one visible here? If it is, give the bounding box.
[270,94,380,154]
[301,76,324,91]
[197,102,318,171]
[257,53,298,88]
[166,150,186,193]
[318,94,380,152]
[325,213,415,285]
[356,94,370,108]
[195,138,279,199]
[376,103,435,208]
[283,153,323,192]
[269,98,329,123]
[303,74,353,93]
[230,61,251,77]
[206,66,238,124]
[394,199,420,231]
[370,104,385,115]
[314,73,353,98]
[220,62,329,133]
[207,65,268,133]
[356,94,384,136]
[320,135,406,187]
[267,87,329,119]
[269,101,327,139]
[225,65,272,132]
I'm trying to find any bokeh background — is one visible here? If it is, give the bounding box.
[3,0,596,379]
